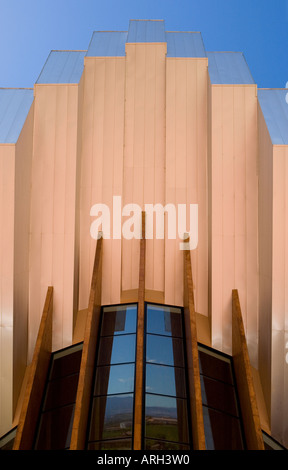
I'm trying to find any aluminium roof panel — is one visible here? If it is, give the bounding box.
[86,31,128,57]
[208,52,255,85]
[166,32,206,58]
[36,50,86,84]
[127,19,166,43]
[0,88,34,144]
[258,89,288,145]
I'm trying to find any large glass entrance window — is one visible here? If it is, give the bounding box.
[87,304,137,450]
[143,304,191,450]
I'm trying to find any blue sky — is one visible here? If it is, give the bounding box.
[0,0,287,89]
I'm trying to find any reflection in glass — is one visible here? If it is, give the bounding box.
[97,334,136,365]
[199,345,245,450]
[145,394,189,444]
[89,394,134,442]
[43,374,80,411]
[88,439,132,450]
[200,375,238,416]
[94,364,135,396]
[101,305,137,336]
[145,439,190,451]
[34,404,75,450]
[203,406,244,450]
[198,347,233,385]
[146,334,184,367]
[146,305,182,338]
[146,364,186,398]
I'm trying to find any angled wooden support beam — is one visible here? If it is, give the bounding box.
[13,286,53,450]
[70,233,103,450]
[232,289,265,450]
[183,244,206,450]
[133,211,146,450]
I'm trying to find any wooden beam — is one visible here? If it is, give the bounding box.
[232,289,265,450]
[13,286,53,450]
[183,243,206,450]
[133,211,146,450]
[70,234,103,450]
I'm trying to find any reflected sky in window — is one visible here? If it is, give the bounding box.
[146,305,182,338]
[94,363,135,396]
[146,364,186,398]
[146,334,184,367]
[97,334,136,365]
[101,305,137,336]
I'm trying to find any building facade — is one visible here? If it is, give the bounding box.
[0,19,287,450]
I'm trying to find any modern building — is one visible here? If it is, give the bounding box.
[0,19,287,450]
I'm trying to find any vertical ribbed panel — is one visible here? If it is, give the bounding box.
[29,83,80,356]
[79,56,125,308]
[209,83,258,362]
[165,57,208,310]
[121,43,166,294]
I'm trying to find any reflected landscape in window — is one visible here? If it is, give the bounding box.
[144,304,191,449]
[87,305,137,450]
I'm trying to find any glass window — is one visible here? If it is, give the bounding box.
[101,305,137,336]
[34,404,75,450]
[144,304,191,450]
[97,334,136,365]
[89,394,134,442]
[198,344,245,450]
[146,334,184,367]
[200,375,238,416]
[145,394,189,444]
[146,364,186,398]
[87,439,132,450]
[94,364,135,396]
[203,407,244,450]
[33,343,83,450]
[145,439,190,451]
[146,305,183,338]
[87,305,137,450]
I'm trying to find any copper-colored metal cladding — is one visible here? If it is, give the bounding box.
[183,242,206,450]
[13,287,53,450]
[70,234,103,450]
[232,289,265,450]
[133,211,146,450]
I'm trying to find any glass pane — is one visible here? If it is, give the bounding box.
[94,364,135,396]
[146,364,186,398]
[146,305,183,338]
[49,345,82,380]
[97,334,136,365]
[198,347,233,385]
[87,439,132,450]
[34,404,75,450]
[43,374,80,411]
[203,406,245,450]
[200,375,238,416]
[145,439,190,451]
[146,334,184,367]
[89,394,134,442]
[101,305,137,336]
[145,394,189,444]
